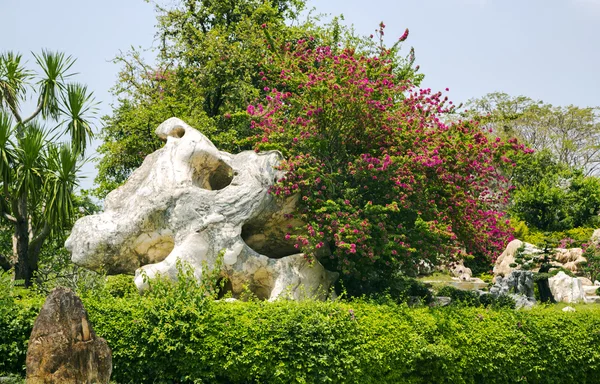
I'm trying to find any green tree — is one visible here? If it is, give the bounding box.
[509,151,600,232]
[0,51,95,286]
[467,92,600,175]
[94,0,421,198]
[95,0,311,196]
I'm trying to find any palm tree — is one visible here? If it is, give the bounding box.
[0,50,95,286]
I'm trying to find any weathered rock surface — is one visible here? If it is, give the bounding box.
[449,260,472,281]
[490,271,535,298]
[66,118,337,300]
[590,228,600,245]
[548,271,586,303]
[26,287,111,384]
[489,270,536,308]
[493,240,540,279]
[493,239,587,279]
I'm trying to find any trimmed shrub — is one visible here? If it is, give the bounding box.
[2,275,600,383]
[0,273,43,376]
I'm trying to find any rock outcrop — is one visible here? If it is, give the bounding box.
[66,118,337,300]
[489,270,536,308]
[548,271,586,303]
[493,239,587,279]
[26,287,111,384]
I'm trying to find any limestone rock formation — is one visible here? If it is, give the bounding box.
[489,270,536,308]
[66,118,337,300]
[493,239,587,280]
[26,287,111,384]
[493,239,539,279]
[548,271,586,303]
[449,260,472,281]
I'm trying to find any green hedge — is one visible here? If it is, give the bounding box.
[2,276,600,383]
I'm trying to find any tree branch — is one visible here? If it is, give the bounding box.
[2,212,16,224]
[30,222,50,251]
[22,103,43,125]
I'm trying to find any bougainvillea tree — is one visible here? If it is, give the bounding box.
[249,27,526,293]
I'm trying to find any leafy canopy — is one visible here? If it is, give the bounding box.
[250,28,524,294]
[0,50,96,285]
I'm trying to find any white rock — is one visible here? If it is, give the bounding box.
[562,306,576,312]
[66,118,338,300]
[449,260,472,281]
[583,285,598,295]
[595,280,600,286]
[579,277,594,286]
[493,240,541,279]
[494,240,588,280]
[549,272,586,303]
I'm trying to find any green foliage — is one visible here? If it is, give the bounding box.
[356,273,433,305]
[94,0,328,197]
[0,50,96,285]
[582,243,600,282]
[3,276,600,383]
[0,272,43,376]
[467,92,600,174]
[510,152,600,232]
[104,274,137,298]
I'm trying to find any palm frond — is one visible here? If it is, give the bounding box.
[43,143,81,231]
[59,83,97,155]
[0,110,16,184]
[33,50,76,120]
[14,121,47,200]
[0,52,32,121]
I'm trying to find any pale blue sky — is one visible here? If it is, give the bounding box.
[1,0,599,191]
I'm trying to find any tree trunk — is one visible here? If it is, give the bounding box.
[537,264,556,304]
[13,194,32,287]
[14,220,31,286]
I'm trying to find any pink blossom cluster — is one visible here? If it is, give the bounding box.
[248,35,523,277]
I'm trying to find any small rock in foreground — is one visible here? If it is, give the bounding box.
[26,287,112,384]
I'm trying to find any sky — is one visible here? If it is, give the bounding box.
[1,0,599,192]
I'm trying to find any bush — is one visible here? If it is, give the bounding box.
[251,31,522,295]
[345,273,433,305]
[2,274,600,383]
[0,272,43,376]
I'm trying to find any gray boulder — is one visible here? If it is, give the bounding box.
[490,270,536,308]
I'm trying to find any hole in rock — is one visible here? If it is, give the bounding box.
[216,277,234,299]
[241,213,300,259]
[191,156,234,190]
[169,126,186,138]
